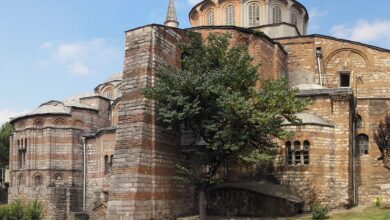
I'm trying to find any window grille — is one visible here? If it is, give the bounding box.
[272,6,282,24]
[248,3,260,26]
[225,5,235,25]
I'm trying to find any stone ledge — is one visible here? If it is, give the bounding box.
[177,216,200,220]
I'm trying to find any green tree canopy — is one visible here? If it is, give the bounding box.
[143,32,309,218]
[0,123,12,168]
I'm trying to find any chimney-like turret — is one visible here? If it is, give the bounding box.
[164,0,179,28]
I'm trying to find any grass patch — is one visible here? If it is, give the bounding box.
[328,206,390,220]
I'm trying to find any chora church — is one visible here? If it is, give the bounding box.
[7,0,390,219]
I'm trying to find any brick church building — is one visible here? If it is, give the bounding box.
[7,0,390,219]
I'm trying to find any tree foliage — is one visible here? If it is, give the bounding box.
[143,32,309,217]
[373,114,390,160]
[0,123,12,168]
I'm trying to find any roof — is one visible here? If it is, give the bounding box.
[10,93,101,122]
[189,0,309,21]
[283,112,333,127]
[275,34,390,53]
[209,182,303,203]
[11,101,72,121]
[294,83,327,90]
[104,73,122,83]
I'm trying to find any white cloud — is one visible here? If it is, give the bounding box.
[0,109,30,125]
[39,38,121,76]
[68,62,92,76]
[331,20,390,48]
[307,7,328,33]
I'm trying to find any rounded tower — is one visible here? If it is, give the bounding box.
[189,0,308,38]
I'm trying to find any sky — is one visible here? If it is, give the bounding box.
[1,0,390,125]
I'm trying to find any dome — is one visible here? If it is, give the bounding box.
[189,0,309,38]
[104,73,122,83]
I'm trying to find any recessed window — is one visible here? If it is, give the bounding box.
[356,134,369,156]
[294,141,301,165]
[286,141,292,165]
[286,140,310,166]
[248,3,260,26]
[225,5,235,25]
[291,13,298,26]
[340,72,351,87]
[206,10,214,26]
[303,140,310,165]
[272,6,282,24]
[356,114,362,129]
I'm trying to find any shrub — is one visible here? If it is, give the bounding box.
[312,204,329,220]
[0,199,44,220]
[375,196,383,207]
[8,199,25,220]
[25,200,44,220]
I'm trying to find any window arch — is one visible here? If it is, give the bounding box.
[34,119,44,128]
[225,5,235,25]
[248,2,260,26]
[291,12,298,26]
[303,140,310,165]
[206,10,214,26]
[104,155,109,175]
[54,173,64,187]
[272,5,282,24]
[54,118,66,127]
[357,134,369,155]
[73,120,84,128]
[34,175,43,187]
[104,90,113,99]
[356,114,362,129]
[293,141,301,165]
[17,174,25,187]
[18,121,25,129]
[286,141,292,165]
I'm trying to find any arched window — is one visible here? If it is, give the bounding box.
[109,155,114,174]
[291,12,298,26]
[272,5,282,24]
[105,90,113,99]
[34,119,44,128]
[357,134,369,155]
[293,141,301,165]
[54,174,64,187]
[17,174,25,187]
[206,10,214,26]
[55,118,66,127]
[356,114,362,129]
[34,175,43,187]
[225,5,235,25]
[248,3,260,26]
[286,141,292,165]
[117,89,122,97]
[104,155,109,175]
[303,140,310,165]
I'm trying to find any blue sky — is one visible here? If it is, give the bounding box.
[1,0,390,124]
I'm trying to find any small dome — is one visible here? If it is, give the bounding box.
[283,112,333,127]
[294,83,327,90]
[11,101,71,121]
[104,73,122,83]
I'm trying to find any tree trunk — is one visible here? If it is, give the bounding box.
[199,188,207,220]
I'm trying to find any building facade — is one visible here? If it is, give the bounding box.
[8,0,390,219]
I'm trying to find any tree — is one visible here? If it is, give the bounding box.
[0,123,12,168]
[143,32,309,219]
[373,114,390,160]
